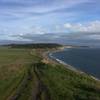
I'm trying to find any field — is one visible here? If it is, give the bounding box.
[0,47,35,100]
[37,63,100,100]
[0,46,100,100]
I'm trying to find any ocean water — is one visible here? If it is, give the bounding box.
[52,48,100,79]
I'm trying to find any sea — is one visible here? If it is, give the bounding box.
[52,47,100,79]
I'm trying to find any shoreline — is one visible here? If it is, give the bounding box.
[46,47,100,82]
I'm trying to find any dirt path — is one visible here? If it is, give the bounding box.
[7,63,50,100]
[33,64,51,100]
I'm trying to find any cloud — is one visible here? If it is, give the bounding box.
[13,20,100,43]
[3,20,100,43]
[0,0,88,11]
[0,0,90,20]
[10,30,100,46]
[64,20,100,33]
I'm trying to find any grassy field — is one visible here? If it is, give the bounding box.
[36,62,100,100]
[0,46,100,100]
[0,47,35,100]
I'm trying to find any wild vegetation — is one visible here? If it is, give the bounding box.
[36,62,100,100]
[0,44,100,100]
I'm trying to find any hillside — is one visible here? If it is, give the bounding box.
[0,44,100,100]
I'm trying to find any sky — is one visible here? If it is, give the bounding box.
[0,0,100,45]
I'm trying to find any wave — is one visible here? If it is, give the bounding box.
[49,53,74,66]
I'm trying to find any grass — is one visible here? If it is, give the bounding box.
[0,46,100,100]
[0,47,34,100]
[36,62,100,100]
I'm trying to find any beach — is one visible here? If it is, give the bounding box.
[44,47,100,82]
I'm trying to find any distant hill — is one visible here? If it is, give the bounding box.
[7,43,62,49]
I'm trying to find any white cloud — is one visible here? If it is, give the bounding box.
[64,20,100,40]
[64,20,100,32]
[88,35,100,40]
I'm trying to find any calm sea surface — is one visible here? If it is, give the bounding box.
[52,48,100,79]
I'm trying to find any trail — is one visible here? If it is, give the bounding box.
[7,63,50,100]
[34,63,51,100]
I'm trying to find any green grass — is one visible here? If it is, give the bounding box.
[36,62,100,100]
[0,47,34,99]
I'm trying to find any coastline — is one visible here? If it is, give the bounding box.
[45,46,100,82]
